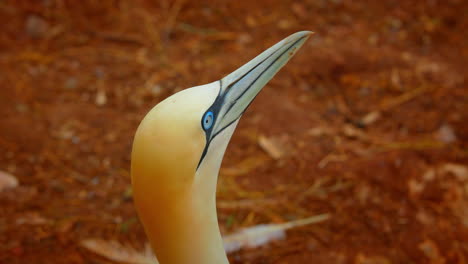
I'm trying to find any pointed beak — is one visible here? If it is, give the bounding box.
[208,31,312,140]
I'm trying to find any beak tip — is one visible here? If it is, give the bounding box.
[285,31,313,57]
[296,30,314,36]
[284,31,314,47]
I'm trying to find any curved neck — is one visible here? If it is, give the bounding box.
[133,163,229,264]
[145,192,228,264]
[133,121,239,264]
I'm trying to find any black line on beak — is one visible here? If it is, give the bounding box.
[196,35,308,170]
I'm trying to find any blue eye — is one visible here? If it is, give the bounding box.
[203,111,214,130]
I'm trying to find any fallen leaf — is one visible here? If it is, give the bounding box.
[408,178,425,196]
[81,239,157,264]
[16,212,50,225]
[342,124,367,140]
[258,135,284,160]
[95,89,107,106]
[422,168,436,181]
[318,153,347,169]
[360,111,381,126]
[0,170,18,192]
[439,163,468,181]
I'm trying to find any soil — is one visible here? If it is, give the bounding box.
[1,1,467,263]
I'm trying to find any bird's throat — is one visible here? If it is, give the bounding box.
[143,192,228,264]
[133,121,239,264]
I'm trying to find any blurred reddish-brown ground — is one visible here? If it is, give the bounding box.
[0,1,467,263]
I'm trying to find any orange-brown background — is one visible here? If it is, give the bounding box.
[0,0,467,263]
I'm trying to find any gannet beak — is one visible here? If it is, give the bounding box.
[197,31,312,167]
[205,31,312,142]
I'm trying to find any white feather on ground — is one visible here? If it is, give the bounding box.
[80,213,330,264]
[223,213,330,253]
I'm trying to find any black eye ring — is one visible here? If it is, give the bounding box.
[202,111,214,130]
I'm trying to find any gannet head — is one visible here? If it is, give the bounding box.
[131,31,312,264]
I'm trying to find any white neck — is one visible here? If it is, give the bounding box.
[188,119,240,264]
